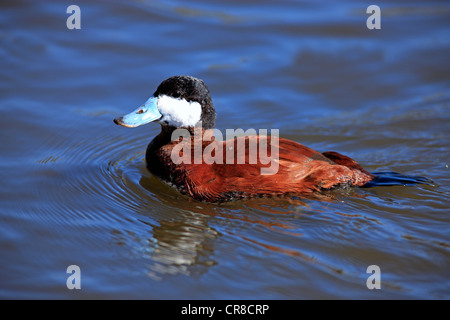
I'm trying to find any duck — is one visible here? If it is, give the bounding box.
[114,75,376,202]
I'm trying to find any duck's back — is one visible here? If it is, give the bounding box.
[147,134,375,202]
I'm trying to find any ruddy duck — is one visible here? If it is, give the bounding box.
[114,75,376,202]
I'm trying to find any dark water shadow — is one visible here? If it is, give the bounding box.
[362,172,432,188]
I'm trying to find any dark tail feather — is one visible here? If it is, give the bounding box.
[362,172,431,188]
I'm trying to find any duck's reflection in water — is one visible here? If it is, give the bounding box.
[146,215,219,280]
[132,174,367,279]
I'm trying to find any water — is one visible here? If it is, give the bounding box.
[1,0,449,299]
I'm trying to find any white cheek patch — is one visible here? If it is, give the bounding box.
[157,95,202,127]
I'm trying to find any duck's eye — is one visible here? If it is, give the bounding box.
[136,109,145,114]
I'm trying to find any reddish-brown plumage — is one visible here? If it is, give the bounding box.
[146,129,375,202]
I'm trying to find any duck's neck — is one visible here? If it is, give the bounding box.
[146,126,176,160]
[145,125,214,175]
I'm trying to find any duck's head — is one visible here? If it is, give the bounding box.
[114,75,216,130]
